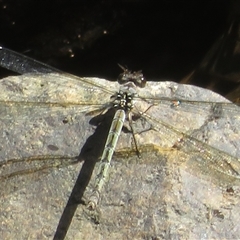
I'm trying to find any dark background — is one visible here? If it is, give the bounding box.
[0,1,235,88]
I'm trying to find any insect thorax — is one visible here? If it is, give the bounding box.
[112,82,138,111]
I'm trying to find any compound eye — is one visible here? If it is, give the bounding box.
[138,76,146,88]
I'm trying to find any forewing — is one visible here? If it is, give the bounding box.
[0,73,119,196]
[131,81,240,185]
[0,46,62,74]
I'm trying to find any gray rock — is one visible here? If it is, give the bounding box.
[0,73,240,239]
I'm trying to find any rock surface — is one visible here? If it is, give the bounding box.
[0,74,240,239]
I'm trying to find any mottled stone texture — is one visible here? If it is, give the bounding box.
[0,74,239,239]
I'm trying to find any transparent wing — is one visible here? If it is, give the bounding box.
[0,47,126,200]
[0,97,99,197]
[0,46,115,96]
[131,97,240,185]
[0,155,79,197]
[135,81,240,118]
[0,73,120,156]
[0,72,119,197]
[0,46,63,74]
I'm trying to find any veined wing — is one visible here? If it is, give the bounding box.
[0,73,128,160]
[0,82,98,198]
[0,46,62,74]
[141,109,240,181]
[0,46,116,95]
[0,155,80,197]
[130,82,240,185]
[0,74,120,198]
[0,73,116,107]
[134,81,240,119]
[1,46,239,118]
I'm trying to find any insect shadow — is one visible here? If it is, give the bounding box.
[53,108,119,240]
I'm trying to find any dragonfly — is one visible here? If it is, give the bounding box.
[0,46,240,238]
